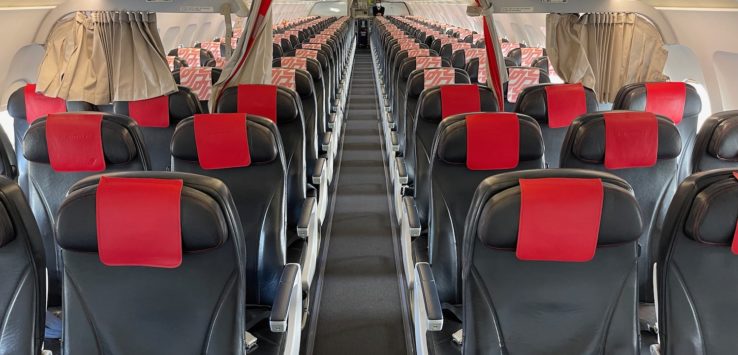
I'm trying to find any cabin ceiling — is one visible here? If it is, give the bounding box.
[641,0,738,8]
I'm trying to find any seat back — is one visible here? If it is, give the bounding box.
[504,67,550,112]
[274,56,327,147]
[296,46,335,110]
[411,85,499,226]
[56,173,246,355]
[394,54,448,122]
[171,115,286,305]
[402,68,470,155]
[439,42,471,62]
[23,113,150,306]
[559,111,681,302]
[613,82,701,181]
[7,84,69,193]
[0,126,17,180]
[654,169,738,355]
[515,83,599,167]
[462,169,641,355]
[507,47,546,67]
[0,177,45,355]
[113,87,201,171]
[692,111,738,173]
[168,48,214,67]
[429,113,544,304]
[217,85,307,229]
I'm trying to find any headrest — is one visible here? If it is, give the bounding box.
[569,112,682,168]
[7,84,68,124]
[295,48,318,60]
[171,115,278,165]
[614,82,702,125]
[418,85,498,123]
[114,86,198,124]
[121,95,169,128]
[435,113,544,167]
[415,56,442,71]
[506,67,549,103]
[407,68,470,97]
[278,57,322,82]
[407,49,430,58]
[193,114,251,169]
[0,201,15,248]
[683,172,738,252]
[515,84,599,128]
[66,101,96,112]
[175,48,205,67]
[707,112,738,161]
[218,85,299,125]
[23,113,140,171]
[56,176,229,265]
[476,172,643,259]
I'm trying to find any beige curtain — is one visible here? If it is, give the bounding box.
[36,11,177,104]
[210,5,273,111]
[546,13,668,102]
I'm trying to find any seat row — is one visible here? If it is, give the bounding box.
[371,15,738,354]
[0,15,356,355]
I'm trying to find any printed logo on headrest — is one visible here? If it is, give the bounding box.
[451,43,471,52]
[272,68,297,91]
[407,49,430,58]
[439,37,456,45]
[472,34,484,42]
[231,37,239,49]
[416,56,442,70]
[281,57,308,71]
[400,42,419,51]
[296,49,318,59]
[302,43,322,50]
[464,49,485,63]
[180,67,213,101]
[200,42,222,59]
[166,56,176,71]
[424,68,457,90]
[521,47,544,67]
[214,57,226,68]
[507,68,541,103]
[178,48,201,68]
[500,42,518,56]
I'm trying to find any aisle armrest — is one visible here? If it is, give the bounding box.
[390,132,399,152]
[270,264,302,333]
[322,132,333,153]
[297,197,318,238]
[402,196,421,236]
[413,262,444,355]
[400,196,422,288]
[395,157,408,185]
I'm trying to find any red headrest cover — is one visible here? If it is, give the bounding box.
[46,113,105,172]
[440,85,480,120]
[128,95,169,128]
[544,83,587,128]
[237,85,278,123]
[604,112,658,170]
[194,114,251,170]
[24,83,66,124]
[645,82,686,125]
[466,113,520,170]
[517,178,604,262]
[96,176,183,268]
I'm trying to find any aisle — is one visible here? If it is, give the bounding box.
[304,47,411,355]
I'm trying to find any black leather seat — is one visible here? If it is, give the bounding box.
[405,113,545,324]
[7,84,69,194]
[295,46,337,116]
[400,68,470,156]
[559,111,681,303]
[418,169,641,355]
[113,87,201,171]
[504,67,550,112]
[506,47,546,67]
[0,126,17,181]
[23,113,150,307]
[56,173,249,354]
[691,111,738,173]
[613,82,701,181]
[0,176,46,355]
[173,68,223,112]
[515,83,599,167]
[170,117,303,353]
[389,48,437,105]
[402,85,499,229]
[653,169,738,355]
[438,42,471,62]
[216,85,323,288]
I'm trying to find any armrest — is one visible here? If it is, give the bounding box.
[311,158,326,186]
[328,113,337,129]
[270,263,302,333]
[402,196,421,237]
[395,157,408,185]
[650,344,661,355]
[414,263,443,331]
[390,132,399,152]
[297,196,317,238]
[322,132,333,152]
